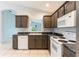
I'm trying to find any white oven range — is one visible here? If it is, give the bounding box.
[50,36,75,57]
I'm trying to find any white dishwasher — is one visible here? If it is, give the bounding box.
[18,35,28,49]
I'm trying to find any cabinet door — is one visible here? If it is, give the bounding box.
[16,15,28,28]
[54,12,58,28]
[51,15,55,28]
[65,1,76,14]
[48,36,50,51]
[43,16,51,28]
[13,35,18,49]
[16,16,22,27]
[28,35,35,49]
[35,35,42,48]
[22,16,28,27]
[42,35,48,49]
[58,6,65,18]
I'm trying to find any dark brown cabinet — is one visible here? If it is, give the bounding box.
[16,15,28,28]
[35,36,43,48]
[58,6,65,18]
[13,35,18,49]
[28,35,49,49]
[28,35,35,49]
[51,11,58,28]
[42,35,48,49]
[65,1,76,14]
[21,16,28,27]
[43,16,52,28]
[48,36,50,51]
[51,15,55,28]
[43,1,76,28]
[16,16,21,27]
[53,12,58,28]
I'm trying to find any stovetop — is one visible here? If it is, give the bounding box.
[51,36,76,44]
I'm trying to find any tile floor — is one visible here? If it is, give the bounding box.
[0,49,50,57]
[0,43,50,57]
[0,41,50,57]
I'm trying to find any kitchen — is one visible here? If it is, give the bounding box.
[0,1,77,57]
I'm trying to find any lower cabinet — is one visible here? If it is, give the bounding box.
[42,35,48,49]
[28,35,35,49]
[28,35,49,49]
[13,35,18,49]
[48,36,50,51]
[13,35,50,49]
[35,36,43,49]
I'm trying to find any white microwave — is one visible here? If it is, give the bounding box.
[57,10,76,27]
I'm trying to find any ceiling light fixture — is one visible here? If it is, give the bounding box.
[46,3,50,7]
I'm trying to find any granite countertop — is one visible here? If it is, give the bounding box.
[16,32,53,35]
[14,32,65,37]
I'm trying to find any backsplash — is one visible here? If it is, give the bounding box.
[54,27,76,33]
[16,28,54,32]
[16,28,28,33]
[54,27,76,41]
[43,28,54,32]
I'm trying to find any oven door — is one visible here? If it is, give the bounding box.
[50,39,62,57]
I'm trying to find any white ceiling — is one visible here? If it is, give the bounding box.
[3,1,65,14]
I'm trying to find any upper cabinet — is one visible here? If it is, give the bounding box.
[51,12,58,28]
[58,6,65,18]
[16,15,28,28]
[54,12,58,28]
[43,1,76,28]
[51,15,55,28]
[43,15,52,28]
[58,1,76,18]
[65,1,76,14]
[43,12,58,28]
[57,1,76,27]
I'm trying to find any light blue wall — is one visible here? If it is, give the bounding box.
[2,10,16,43]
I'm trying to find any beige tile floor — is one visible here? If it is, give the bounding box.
[0,42,50,57]
[0,49,50,57]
